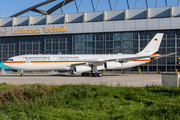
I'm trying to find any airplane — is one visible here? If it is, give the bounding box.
[3,33,175,77]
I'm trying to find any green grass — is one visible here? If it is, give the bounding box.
[0,84,180,120]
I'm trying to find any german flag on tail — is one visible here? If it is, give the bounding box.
[150,52,158,56]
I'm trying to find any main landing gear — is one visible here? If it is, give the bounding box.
[81,72,102,77]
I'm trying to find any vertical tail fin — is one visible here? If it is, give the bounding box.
[137,33,164,55]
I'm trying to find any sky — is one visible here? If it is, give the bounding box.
[0,0,179,18]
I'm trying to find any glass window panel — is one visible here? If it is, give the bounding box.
[177,39,180,47]
[46,51,51,54]
[67,35,72,42]
[81,42,87,49]
[0,45,1,51]
[122,49,130,54]
[53,43,58,50]
[0,38,2,44]
[114,41,121,49]
[27,44,32,50]
[9,45,14,51]
[114,33,121,40]
[177,48,180,56]
[60,35,66,42]
[106,49,113,54]
[46,43,51,50]
[20,51,25,55]
[140,40,148,48]
[131,40,138,48]
[149,66,156,71]
[123,41,130,48]
[96,34,103,41]
[88,42,95,49]
[106,33,113,40]
[122,33,130,40]
[46,36,51,42]
[73,42,80,49]
[159,48,166,54]
[3,45,8,51]
[9,52,14,58]
[141,66,147,71]
[167,48,175,54]
[160,39,166,47]
[167,39,175,47]
[96,42,103,49]
[114,49,121,54]
[81,50,87,54]
[167,66,175,72]
[149,59,157,65]
[88,50,95,54]
[9,38,14,43]
[26,51,32,54]
[131,32,138,39]
[131,49,138,54]
[3,52,7,58]
[167,57,175,64]
[158,66,166,72]
[20,44,25,51]
[73,35,80,42]
[33,51,39,54]
[140,32,148,39]
[167,31,175,38]
[96,49,103,54]
[158,57,166,64]
[33,44,39,50]
[60,43,65,49]
[74,50,80,54]
[81,35,87,41]
[106,41,113,49]
[149,31,158,39]
[177,30,180,38]
[88,34,95,41]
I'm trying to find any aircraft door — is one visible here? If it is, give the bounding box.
[25,57,31,63]
[19,57,24,64]
[53,57,58,63]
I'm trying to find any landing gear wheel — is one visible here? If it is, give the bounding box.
[98,73,102,77]
[21,73,24,77]
[87,73,92,76]
[70,71,76,75]
[81,73,87,76]
[92,73,97,77]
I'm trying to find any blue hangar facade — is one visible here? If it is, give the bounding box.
[0,0,180,73]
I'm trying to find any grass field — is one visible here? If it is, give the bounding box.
[0,83,180,120]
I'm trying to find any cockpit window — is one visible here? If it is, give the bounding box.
[7,59,13,62]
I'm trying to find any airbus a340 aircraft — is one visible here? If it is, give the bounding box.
[4,33,175,77]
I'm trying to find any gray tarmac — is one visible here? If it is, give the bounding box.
[0,74,162,87]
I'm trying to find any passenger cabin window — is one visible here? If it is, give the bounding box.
[7,59,13,62]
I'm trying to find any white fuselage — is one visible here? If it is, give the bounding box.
[4,54,151,71]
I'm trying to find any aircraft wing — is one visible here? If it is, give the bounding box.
[71,55,150,67]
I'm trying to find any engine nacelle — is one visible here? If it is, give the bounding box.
[74,66,91,73]
[104,62,122,69]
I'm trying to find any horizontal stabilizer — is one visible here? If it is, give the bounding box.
[151,53,177,59]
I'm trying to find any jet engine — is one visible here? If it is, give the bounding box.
[104,62,123,69]
[74,66,91,73]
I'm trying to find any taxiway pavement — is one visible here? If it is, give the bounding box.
[0,74,161,87]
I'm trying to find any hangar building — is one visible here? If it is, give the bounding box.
[0,0,180,72]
